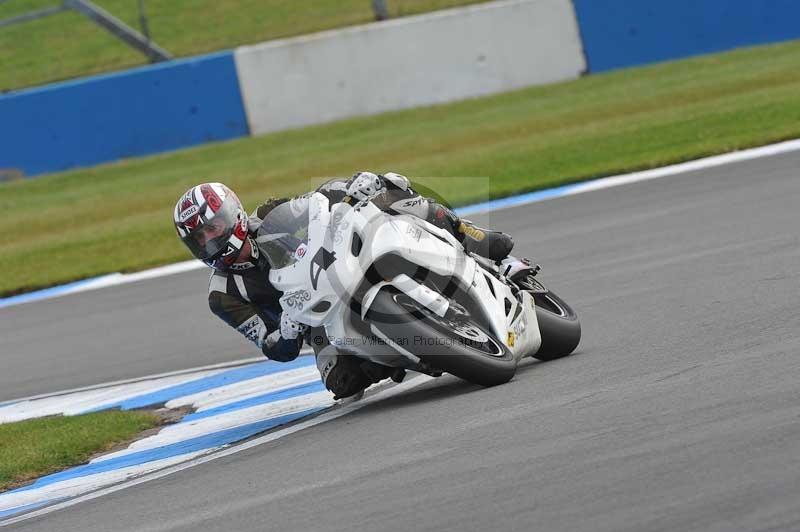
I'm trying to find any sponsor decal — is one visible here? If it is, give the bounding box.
[179,204,200,223]
[320,357,336,381]
[507,314,528,348]
[406,225,423,242]
[221,243,237,257]
[282,289,312,310]
[295,243,308,259]
[333,224,349,244]
[331,212,351,245]
[238,315,265,347]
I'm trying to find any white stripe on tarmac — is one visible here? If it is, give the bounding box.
[92,390,334,463]
[0,368,228,424]
[165,365,321,413]
[0,374,434,527]
[0,355,269,408]
[4,137,799,309]
[0,451,210,519]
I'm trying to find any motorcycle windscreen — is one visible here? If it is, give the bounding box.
[255,196,309,269]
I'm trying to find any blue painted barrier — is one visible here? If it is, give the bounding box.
[0,51,249,177]
[573,0,800,72]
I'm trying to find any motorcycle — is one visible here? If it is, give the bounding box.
[256,191,580,387]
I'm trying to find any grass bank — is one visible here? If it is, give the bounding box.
[2,39,800,296]
[0,0,488,91]
[0,410,161,492]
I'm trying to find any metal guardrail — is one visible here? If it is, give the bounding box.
[65,0,171,62]
[0,0,171,62]
[1,0,395,63]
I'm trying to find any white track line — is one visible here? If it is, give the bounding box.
[567,139,800,194]
[0,356,271,407]
[457,138,800,216]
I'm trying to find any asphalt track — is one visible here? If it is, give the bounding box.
[5,151,800,531]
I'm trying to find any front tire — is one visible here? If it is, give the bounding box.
[366,289,517,386]
[518,275,581,361]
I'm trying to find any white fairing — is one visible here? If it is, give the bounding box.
[267,193,541,365]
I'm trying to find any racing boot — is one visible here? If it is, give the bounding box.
[430,204,514,262]
[457,221,514,262]
[317,345,398,400]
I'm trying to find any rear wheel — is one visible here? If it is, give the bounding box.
[517,275,581,361]
[366,289,517,386]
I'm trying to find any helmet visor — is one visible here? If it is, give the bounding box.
[180,197,240,260]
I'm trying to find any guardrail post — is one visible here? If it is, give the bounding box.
[372,0,389,21]
[63,0,172,62]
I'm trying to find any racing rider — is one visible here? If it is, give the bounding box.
[173,172,515,399]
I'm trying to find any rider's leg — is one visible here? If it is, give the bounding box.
[431,204,514,262]
[387,197,514,262]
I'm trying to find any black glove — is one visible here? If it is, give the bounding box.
[265,336,302,362]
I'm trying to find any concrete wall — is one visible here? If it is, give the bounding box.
[573,0,800,72]
[235,0,585,135]
[0,52,248,177]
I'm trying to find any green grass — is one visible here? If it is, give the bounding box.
[2,39,800,296]
[0,0,489,91]
[0,411,161,492]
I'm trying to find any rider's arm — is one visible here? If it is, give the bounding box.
[357,171,442,219]
[315,172,412,204]
[319,172,454,231]
[208,273,302,362]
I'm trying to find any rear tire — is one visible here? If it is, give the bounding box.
[518,275,581,361]
[366,289,517,386]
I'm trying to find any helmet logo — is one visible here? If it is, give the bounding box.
[222,243,238,257]
[178,204,200,223]
[200,184,223,211]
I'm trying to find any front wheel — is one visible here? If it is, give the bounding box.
[366,289,517,387]
[518,275,581,361]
